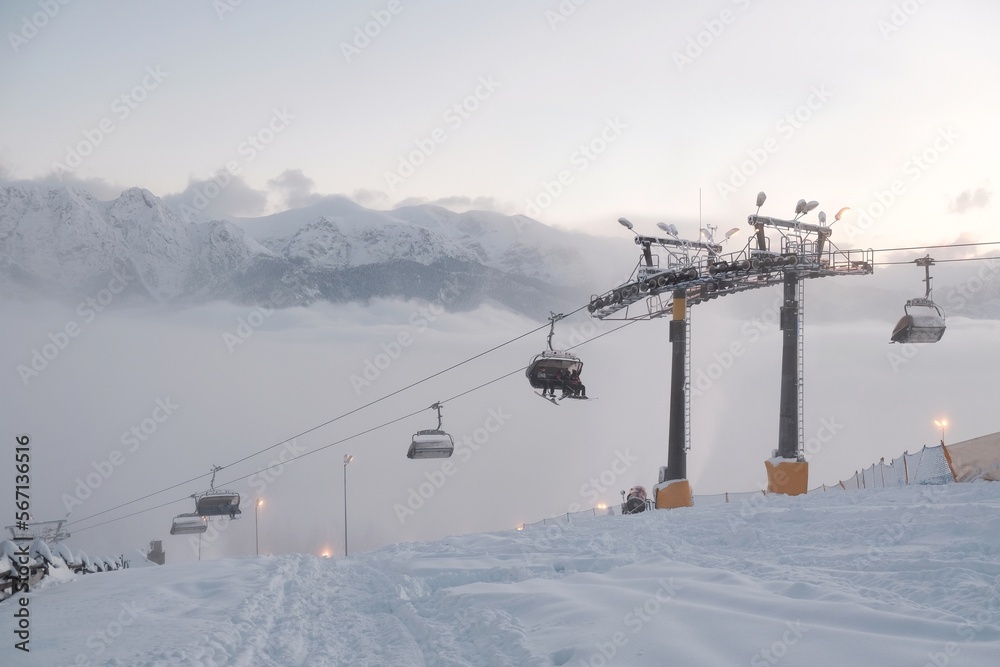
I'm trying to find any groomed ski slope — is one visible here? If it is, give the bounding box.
[5,483,1000,666]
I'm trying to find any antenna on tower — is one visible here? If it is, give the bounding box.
[699,187,703,239]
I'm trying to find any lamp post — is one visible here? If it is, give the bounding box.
[255,498,263,556]
[343,454,354,556]
[934,419,948,445]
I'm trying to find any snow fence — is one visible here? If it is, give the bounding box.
[813,433,1000,491]
[520,433,1000,528]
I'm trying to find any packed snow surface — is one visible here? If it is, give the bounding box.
[4,483,999,666]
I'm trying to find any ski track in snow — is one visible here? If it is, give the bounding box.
[3,483,1000,666]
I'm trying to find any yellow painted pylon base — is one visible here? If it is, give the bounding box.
[765,459,809,496]
[654,479,693,509]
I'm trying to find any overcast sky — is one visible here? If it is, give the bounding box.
[1,0,997,245]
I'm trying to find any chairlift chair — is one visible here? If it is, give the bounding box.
[407,402,454,459]
[170,513,208,536]
[526,313,584,392]
[193,466,242,518]
[195,491,242,518]
[890,255,946,343]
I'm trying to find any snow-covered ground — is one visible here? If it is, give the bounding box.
[4,482,1000,666]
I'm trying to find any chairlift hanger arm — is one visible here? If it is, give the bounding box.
[915,254,935,299]
[546,312,565,351]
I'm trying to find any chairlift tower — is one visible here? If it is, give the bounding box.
[588,193,873,507]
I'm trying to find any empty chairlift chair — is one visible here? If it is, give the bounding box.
[195,491,242,518]
[407,402,454,459]
[891,255,946,344]
[193,466,242,519]
[170,513,208,535]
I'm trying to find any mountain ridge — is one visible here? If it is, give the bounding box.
[0,185,600,318]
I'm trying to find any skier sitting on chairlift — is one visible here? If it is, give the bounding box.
[545,369,564,398]
[564,369,586,398]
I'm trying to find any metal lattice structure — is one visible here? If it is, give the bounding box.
[589,193,873,489]
[588,214,872,321]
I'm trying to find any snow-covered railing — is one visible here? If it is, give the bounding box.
[0,540,126,601]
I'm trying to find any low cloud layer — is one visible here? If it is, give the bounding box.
[1,285,996,563]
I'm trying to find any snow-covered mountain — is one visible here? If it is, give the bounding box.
[0,186,610,317]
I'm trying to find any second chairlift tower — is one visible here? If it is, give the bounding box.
[588,192,873,508]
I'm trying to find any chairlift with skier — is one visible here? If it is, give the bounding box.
[526,313,587,403]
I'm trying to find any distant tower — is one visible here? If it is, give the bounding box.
[148,540,165,565]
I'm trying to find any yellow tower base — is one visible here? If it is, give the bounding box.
[654,479,694,509]
[765,459,809,496]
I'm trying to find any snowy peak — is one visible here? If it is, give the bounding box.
[0,185,261,301]
[270,214,477,269]
[389,205,591,285]
[101,187,195,298]
[0,184,121,289]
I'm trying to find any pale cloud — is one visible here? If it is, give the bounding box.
[949,186,991,214]
[393,195,507,213]
[0,165,125,200]
[162,173,269,221]
[268,169,324,209]
[350,188,391,209]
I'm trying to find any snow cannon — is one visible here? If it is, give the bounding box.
[621,486,648,514]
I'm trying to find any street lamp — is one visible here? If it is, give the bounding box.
[934,419,948,445]
[343,454,354,557]
[255,498,263,556]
